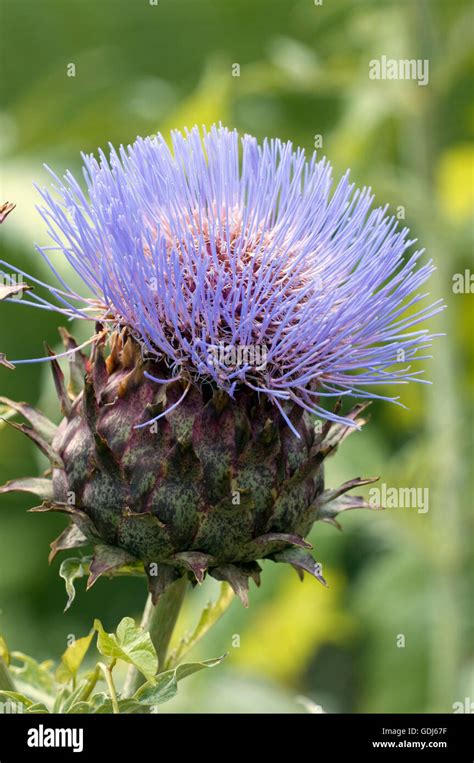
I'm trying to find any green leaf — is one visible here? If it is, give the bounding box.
[52,685,71,714]
[59,557,90,611]
[66,692,145,714]
[0,690,34,711]
[171,582,234,666]
[134,656,225,707]
[59,678,91,714]
[63,701,94,714]
[10,652,56,694]
[91,694,145,714]
[56,631,94,684]
[94,617,158,682]
[26,702,51,714]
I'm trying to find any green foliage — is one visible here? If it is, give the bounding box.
[169,582,234,667]
[94,617,158,683]
[59,557,90,611]
[55,631,94,684]
[0,618,223,714]
[134,657,225,707]
[0,0,472,713]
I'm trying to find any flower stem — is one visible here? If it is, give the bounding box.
[123,575,188,697]
[99,659,119,714]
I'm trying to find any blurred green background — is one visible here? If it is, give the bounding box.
[0,0,472,713]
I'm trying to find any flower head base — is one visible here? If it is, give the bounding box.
[2,125,442,434]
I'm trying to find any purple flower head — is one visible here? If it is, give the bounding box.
[2,125,443,435]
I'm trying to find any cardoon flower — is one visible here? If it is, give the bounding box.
[0,126,442,605]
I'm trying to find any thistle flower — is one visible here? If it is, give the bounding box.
[0,126,442,604]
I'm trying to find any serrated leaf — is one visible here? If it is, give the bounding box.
[59,557,90,611]
[56,631,94,684]
[134,656,225,706]
[94,617,158,682]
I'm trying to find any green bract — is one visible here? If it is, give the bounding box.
[0,328,380,606]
